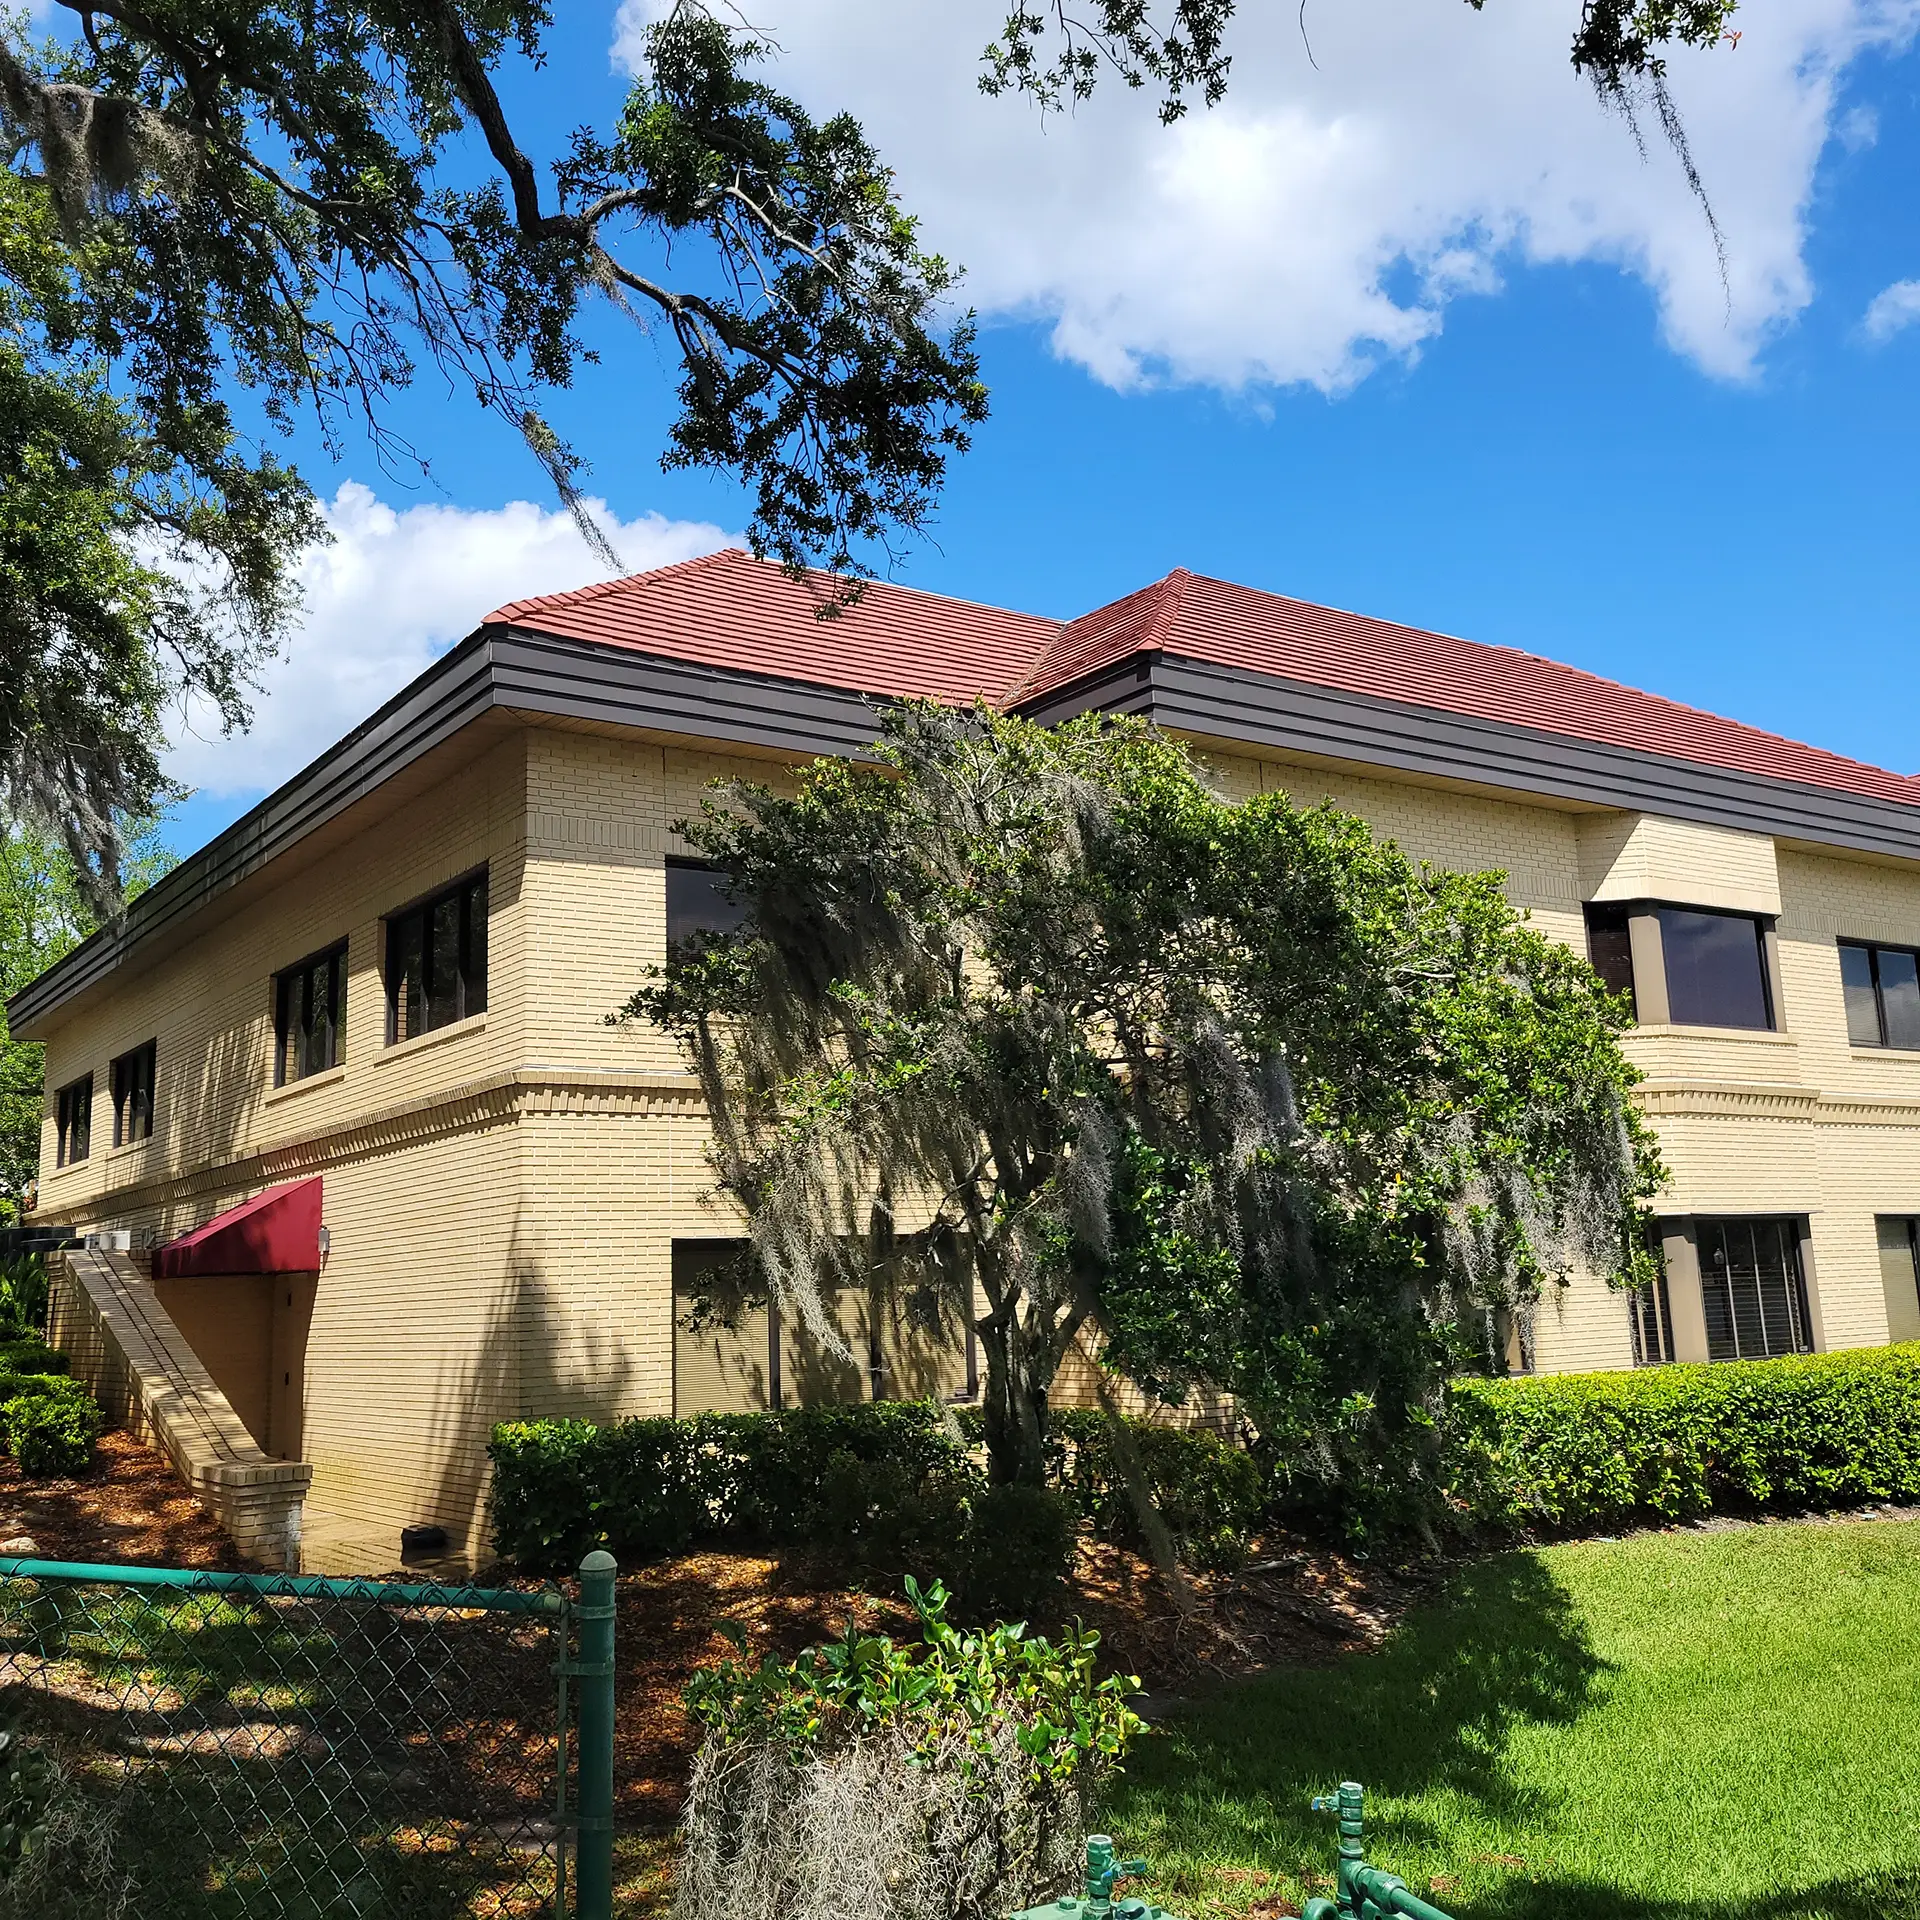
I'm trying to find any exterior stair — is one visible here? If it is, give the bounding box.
[48,1249,312,1569]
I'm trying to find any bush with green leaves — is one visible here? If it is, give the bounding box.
[0,1265,47,1345]
[0,1341,63,1379]
[677,1576,1140,1920]
[3,1379,102,1478]
[1445,1343,1920,1535]
[1045,1410,1265,1571]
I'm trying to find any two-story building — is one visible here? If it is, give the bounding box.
[15,551,1920,1570]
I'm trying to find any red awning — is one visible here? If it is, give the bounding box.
[153,1178,323,1279]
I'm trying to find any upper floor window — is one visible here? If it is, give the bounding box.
[1839,941,1920,1050]
[275,943,347,1085]
[666,858,748,968]
[1658,907,1773,1030]
[386,870,487,1044]
[55,1074,92,1166]
[1583,904,1637,1014]
[110,1040,157,1146]
[1582,900,1775,1032]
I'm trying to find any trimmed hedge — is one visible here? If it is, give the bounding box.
[0,1341,66,1379]
[1447,1342,1920,1534]
[489,1400,1252,1582]
[1,1378,102,1477]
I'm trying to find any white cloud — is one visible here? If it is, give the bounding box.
[164,482,737,797]
[616,0,1918,391]
[1863,277,1920,340]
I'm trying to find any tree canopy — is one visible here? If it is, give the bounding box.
[628,706,1663,1513]
[1,0,983,896]
[0,812,175,1220]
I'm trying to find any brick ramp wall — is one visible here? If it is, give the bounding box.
[49,1250,312,1570]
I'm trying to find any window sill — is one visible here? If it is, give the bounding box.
[376,1012,486,1066]
[1850,1047,1920,1063]
[106,1133,158,1160]
[1631,1024,1797,1046]
[266,1063,346,1105]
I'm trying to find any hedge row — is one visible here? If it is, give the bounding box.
[491,1342,1920,1575]
[1447,1341,1920,1533]
[0,1338,100,1478]
[488,1400,1259,1575]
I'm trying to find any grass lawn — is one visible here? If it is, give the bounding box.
[1110,1515,1920,1920]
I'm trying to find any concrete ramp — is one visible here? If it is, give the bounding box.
[49,1250,312,1569]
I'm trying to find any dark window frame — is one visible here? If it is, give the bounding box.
[274,941,348,1087]
[665,856,750,970]
[1839,939,1920,1051]
[384,868,488,1045]
[1697,1215,1813,1362]
[55,1073,92,1167]
[1583,903,1638,1017]
[1629,1273,1675,1365]
[1656,904,1775,1031]
[110,1038,157,1147]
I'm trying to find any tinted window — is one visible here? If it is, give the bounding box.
[110,1039,157,1146]
[55,1074,92,1166]
[1841,940,1920,1050]
[1697,1217,1811,1361]
[275,944,347,1084]
[1583,903,1637,1014]
[1658,907,1772,1030]
[386,871,487,1043]
[1841,941,1882,1046]
[666,859,749,964]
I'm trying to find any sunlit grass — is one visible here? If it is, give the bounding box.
[1110,1517,1920,1919]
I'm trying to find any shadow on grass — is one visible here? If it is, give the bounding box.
[1115,1551,1608,1860]
[1452,1871,1920,1920]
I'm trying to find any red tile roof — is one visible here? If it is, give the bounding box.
[489,548,1059,705]
[491,551,1920,811]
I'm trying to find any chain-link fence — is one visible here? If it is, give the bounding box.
[0,1552,619,1920]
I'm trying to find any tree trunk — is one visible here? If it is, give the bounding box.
[976,1310,1053,1487]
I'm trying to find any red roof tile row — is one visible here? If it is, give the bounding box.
[489,550,1920,810]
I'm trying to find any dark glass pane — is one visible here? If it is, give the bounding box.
[1699,1221,1738,1360]
[465,876,488,1016]
[1879,948,1920,1050]
[1698,1216,1810,1360]
[428,892,462,1029]
[1584,905,1637,1014]
[299,960,330,1082]
[389,910,424,1042]
[667,860,749,963]
[1658,908,1771,1030]
[1840,943,1883,1047]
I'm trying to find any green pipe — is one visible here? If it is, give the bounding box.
[0,1553,564,1615]
[573,1548,618,1920]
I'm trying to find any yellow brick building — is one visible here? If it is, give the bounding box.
[16,553,1920,1570]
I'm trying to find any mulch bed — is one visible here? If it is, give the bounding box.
[0,1430,1437,1829]
[0,1429,250,1570]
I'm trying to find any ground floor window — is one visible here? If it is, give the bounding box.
[1629,1274,1675,1365]
[1876,1216,1920,1345]
[1698,1216,1812,1362]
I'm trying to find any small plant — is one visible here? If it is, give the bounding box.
[4,1381,103,1478]
[0,1730,128,1919]
[678,1577,1141,1920]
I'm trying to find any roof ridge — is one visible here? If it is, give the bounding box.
[1144,567,1191,652]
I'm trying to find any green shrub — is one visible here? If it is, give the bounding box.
[0,1343,64,1379]
[1048,1410,1264,1570]
[4,1381,103,1478]
[0,1259,48,1344]
[678,1577,1140,1920]
[1445,1342,1920,1535]
[947,1484,1076,1623]
[489,1402,979,1571]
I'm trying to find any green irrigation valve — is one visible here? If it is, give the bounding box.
[1008,1835,1181,1920]
[1303,1783,1456,1920]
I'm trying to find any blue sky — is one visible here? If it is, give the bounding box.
[161,0,1920,859]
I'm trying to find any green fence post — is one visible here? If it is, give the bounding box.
[575,1549,618,1920]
